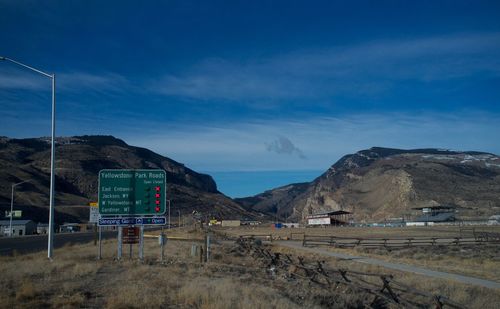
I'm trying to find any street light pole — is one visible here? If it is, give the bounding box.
[1,56,56,259]
[9,180,31,237]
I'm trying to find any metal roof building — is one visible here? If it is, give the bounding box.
[306,210,352,226]
[407,205,457,226]
[0,220,37,237]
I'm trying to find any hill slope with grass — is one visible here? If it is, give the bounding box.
[0,135,255,223]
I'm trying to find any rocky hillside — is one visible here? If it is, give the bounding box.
[236,147,500,222]
[0,135,254,223]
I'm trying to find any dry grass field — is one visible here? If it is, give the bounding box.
[216,225,500,280]
[328,244,500,281]
[0,227,499,308]
[217,225,500,240]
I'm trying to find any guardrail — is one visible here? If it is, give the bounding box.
[236,237,465,308]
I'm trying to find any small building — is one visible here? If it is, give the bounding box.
[59,223,82,233]
[241,220,261,226]
[37,223,49,234]
[221,220,241,227]
[0,220,36,236]
[487,215,500,226]
[306,211,351,226]
[406,206,457,226]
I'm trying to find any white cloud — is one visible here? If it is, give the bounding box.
[0,67,129,93]
[152,32,500,101]
[124,111,500,172]
[0,68,50,90]
[57,72,130,93]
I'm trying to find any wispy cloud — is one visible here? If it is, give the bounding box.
[58,72,130,93]
[152,32,500,101]
[0,68,50,90]
[123,111,500,171]
[0,68,130,94]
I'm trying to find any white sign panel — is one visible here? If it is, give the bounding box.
[89,206,100,223]
[5,210,22,218]
[308,217,331,225]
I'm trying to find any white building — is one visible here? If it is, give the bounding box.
[487,215,500,225]
[306,211,351,226]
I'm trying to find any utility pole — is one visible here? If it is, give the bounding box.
[9,180,31,237]
[1,57,56,260]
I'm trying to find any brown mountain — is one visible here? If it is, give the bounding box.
[236,147,500,222]
[0,135,255,223]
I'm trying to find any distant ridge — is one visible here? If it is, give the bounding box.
[0,135,255,223]
[236,147,500,222]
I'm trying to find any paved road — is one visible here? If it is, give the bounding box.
[0,231,118,256]
[277,241,500,290]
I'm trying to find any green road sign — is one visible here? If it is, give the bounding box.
[98,169,167,216]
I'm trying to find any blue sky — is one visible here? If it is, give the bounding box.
[1,1,500,197]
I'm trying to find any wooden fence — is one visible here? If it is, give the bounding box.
[236,237,465,308]
[226,228,500,249]
[300,234,497,248]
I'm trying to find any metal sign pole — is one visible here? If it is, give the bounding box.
[94,223,97,246]
[139,226,144,262]
[129,226,133,260]
[97,226,102,260]
[117,226,123,260]
[161,235,165,262]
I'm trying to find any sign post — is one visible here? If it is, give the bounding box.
[159,232,165,262]
[89,202,99,246]
[117,226,123,260]
[97,169,167,260]
[98,227,102,260]
[139,226,144,262]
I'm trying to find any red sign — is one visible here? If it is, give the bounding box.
[122,227,140,244]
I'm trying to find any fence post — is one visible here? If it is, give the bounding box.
[433,295,443,309]
[206,233,210,262]
[302,234,306,247]
[380,276,399,303]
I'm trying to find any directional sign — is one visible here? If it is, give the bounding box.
[98,216,167,226]
[98,169,166,216]
[89,205,100,223]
